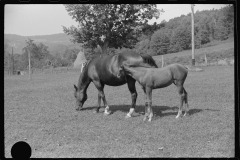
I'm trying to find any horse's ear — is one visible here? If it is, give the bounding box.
[73,84,78,91]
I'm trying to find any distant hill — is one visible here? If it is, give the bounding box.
[4,33,82,56]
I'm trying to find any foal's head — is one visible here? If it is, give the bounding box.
[117,60,131,78]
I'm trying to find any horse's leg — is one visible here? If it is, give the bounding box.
[125,77,138,118]
[176,84,185,119]
[145,87,153,122]
[94,93,101,113]
[142,87,148,121]
[92,80,111,115]
[183,88,189,116]
[148,103,153,122]
[143,102,148,122]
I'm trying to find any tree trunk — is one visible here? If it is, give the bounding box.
[101,41,109,54]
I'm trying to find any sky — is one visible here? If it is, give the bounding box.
[5,4,228,36]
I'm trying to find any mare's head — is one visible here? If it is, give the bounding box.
[73,61,91,110]
[73,85,88,111]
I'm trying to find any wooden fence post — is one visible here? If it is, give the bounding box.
[205,53,208,66]
[161,55,164,68]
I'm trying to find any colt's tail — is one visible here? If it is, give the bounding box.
[140,53,158,68]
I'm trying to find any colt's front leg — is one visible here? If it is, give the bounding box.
[145,87,153,122]
[143,102,148,121]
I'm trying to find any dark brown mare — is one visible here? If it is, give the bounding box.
[117,61,189,121]
[73,51,158,118]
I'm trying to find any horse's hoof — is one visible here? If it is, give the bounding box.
[125,114,131,118]
[143,117,147,122]
[104,111,111,115]
[175,115,181,118]
[93,110,99,114]
[76,108,83,111]
[183,113,188,117]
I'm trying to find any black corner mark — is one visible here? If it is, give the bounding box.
[19,0,30,2]
[11,141,32,160]
[49,0,60,2]
[79,0,89,2]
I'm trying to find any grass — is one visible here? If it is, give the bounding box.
[153,39,234,66]
[4,65,234,158]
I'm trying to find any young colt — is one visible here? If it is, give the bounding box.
[117,61,189,122]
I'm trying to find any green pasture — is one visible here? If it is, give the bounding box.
[4,65,234,158]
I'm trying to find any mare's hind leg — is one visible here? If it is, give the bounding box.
[183,88,189,116]
[92,80,111,115]
[176,84,185,119]
[125,76,138,118]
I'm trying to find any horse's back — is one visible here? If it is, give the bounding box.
[88,54,127,86]
[168,63,188,81]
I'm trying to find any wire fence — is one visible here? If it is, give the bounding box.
[4,67,82,76]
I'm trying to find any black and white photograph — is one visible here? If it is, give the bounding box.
[4,4,235,158]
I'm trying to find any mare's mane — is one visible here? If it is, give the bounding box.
[78,60,91,88]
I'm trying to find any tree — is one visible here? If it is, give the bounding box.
[150,29,170,55]
[135,39,151,55]
[22,39,51,69]
[169,26,191,52]
[141,22,163,41]
[63,4,162,54]
[4,43,11,71]
[63,47,80,65]
[214,5,233,40]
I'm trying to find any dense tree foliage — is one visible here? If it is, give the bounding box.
[150,29,170,55]
[4,5,234,73]
[137,4,234,55]
[21,39,52,69]
[63,4,162,54]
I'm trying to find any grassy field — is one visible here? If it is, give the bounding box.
[4,65,234,158]
[153,39,234,66]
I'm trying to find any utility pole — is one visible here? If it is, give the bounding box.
[28,49,32,80]
[191,4,195,66]
[12,47,14,75]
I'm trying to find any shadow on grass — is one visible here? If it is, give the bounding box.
[109,105,182,118]
[79,105,220,118]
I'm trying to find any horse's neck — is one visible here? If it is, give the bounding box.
[77,66,91,92]
[124,66,144,80]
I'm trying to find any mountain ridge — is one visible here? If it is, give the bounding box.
[4,33,82,56]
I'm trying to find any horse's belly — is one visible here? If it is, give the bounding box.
[154,81,172,89]
[152,75,173,89]
[103,79,126,86]
[101,76,126,86]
